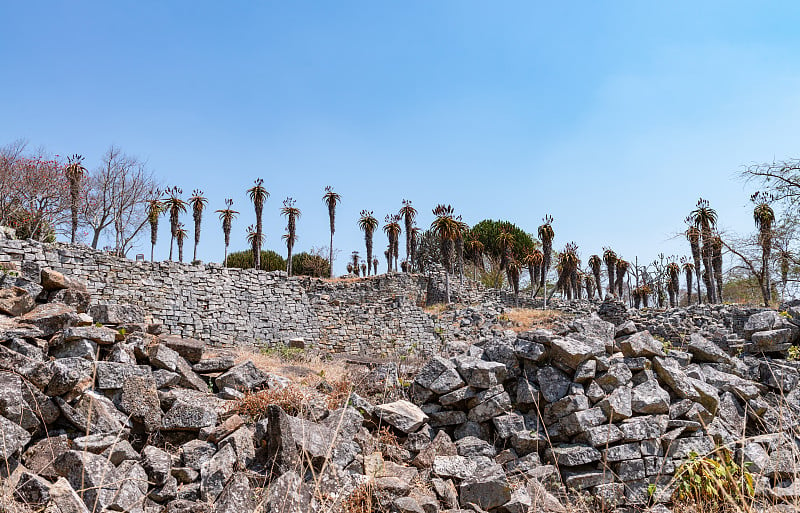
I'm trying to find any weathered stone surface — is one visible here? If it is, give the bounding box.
[459,464,511,510]
[110,461,148,512]
[62,326,118,345]
[41,268,69,290]
[455,356,507,388]
[95,361,151,389]
[545,444,602,466]
[160,335,205,363]
[374,400,429,433]
[192,356,235,373]
[687,333,731,363]
[54,450,119,511]
[200,443,236,501]
[19,303,81,337]
[653,357,700,401]
[0,414,32,459]
[549,337,601,370]
[214,472,255,513]
[214,361,267,392]
[619,331,665,358]
[89,303,145,325]
[45,357,95,397]
[0,286,34,316]
[631,375,670,414]
[598,386,632,420]
[120,373,162,432]
[751,328,796,351]
[432,455,478,480]
[48,477,91,513]
[265,471,318,513]
[537,366,571,403]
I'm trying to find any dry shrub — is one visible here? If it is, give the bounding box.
[502,308,565,332]
[232,385,307,418]
[340,481,374,513]
[376,426,400,448]
[324,377,353,410]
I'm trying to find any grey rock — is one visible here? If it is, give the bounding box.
[265,471,318,513]
[687,333,731,363]
[455,356,507,388]
[545,444,602,466]
[160,335,205,363]
[192,356,235,373]
[14,471,51,504]
[374,400,429,433]
[54,450,119,511]
[0,286,34,316]
[141,445,173,486]
[537,366,571,403]
[200,443,236,501]
[214,472,255,513]
[459,464,511,510]
[214,361,267,392]
[619,331,665,358]
[631,375,670,414]
[0,414,31,459]
[148,343,180,371]
[548,336,602,370]
[89,303,145,325]
[62,326,118,345]
[48,477,91,513]
[119,373,162,432]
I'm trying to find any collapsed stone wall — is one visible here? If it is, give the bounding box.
[0,239,444,356]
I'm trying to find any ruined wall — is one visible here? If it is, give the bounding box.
[0,239,444,356]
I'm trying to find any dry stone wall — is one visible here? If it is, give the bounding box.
[0,239,444,356]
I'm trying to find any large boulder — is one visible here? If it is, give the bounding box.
[214,361,268,392]
[373,400,429,433]
[0,286,35,316]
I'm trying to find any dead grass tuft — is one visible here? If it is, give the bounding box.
[340,481,375,513]
[501,308,565,332]
[232,385,308,418]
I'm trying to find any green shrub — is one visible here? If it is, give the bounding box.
[225,249,285,271]
[291,252,330,277]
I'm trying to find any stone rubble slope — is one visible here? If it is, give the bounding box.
[2,267,800,512]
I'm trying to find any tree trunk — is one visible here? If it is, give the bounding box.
[329,231,334,278]
[169,236,174,261]
[151,244,155,263]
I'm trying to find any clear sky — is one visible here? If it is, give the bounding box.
[3,2,800,274]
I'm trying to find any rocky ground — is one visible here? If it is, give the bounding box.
[1,267,800,513]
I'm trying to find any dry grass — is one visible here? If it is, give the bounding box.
[232,385,309,418]
[501,308,565,332]
[233,347,353,388]
[422,303,449,315]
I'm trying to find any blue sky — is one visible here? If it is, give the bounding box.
[3,2,800,274]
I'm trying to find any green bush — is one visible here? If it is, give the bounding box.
[225,249,286,271]
[292,252,330,277]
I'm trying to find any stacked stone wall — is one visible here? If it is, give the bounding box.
[0,240,444,356]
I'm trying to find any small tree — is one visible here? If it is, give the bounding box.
[64,154,86,244]
[146,196,163,262]
[216,199,238,267]
[176,223,187,263]
[322,186,341,278]
[189,189,208,263]
[164,186,187,261]
[247,178,269,269]
[281,198,301,276]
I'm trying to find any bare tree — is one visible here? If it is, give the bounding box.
[80,146,159,255]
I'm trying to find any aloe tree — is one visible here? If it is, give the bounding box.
[188,190,208,263]
[216,199,238,267]
[431,204,462,303]
[585,274,596,300]
[711,235,724,303]
[322,186,341,278]
[603,248,617,297]
[176,223,187,263]
[358,210,378,276]
[615,259,629,299]
[666,262,680,307]
[65,154,86,244]
[688,198,718,302]
[537,216,554,296]
[247,179,269,269]
[399,200,417,270]
[686,226,704,303]
[753,199,775,304]
[467,238,485,281]
[164,187,187,261]
[281,198,301,276]
[383,214,402,272]
[246,225,263,269]
[410,227,420,273]
[588,254,603,300]
[372,257,379,276]
[508,258,521,306]
[524,249,543,298]
[682,260,695,305]
[350,251,360,276]
[146,197,163,262]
